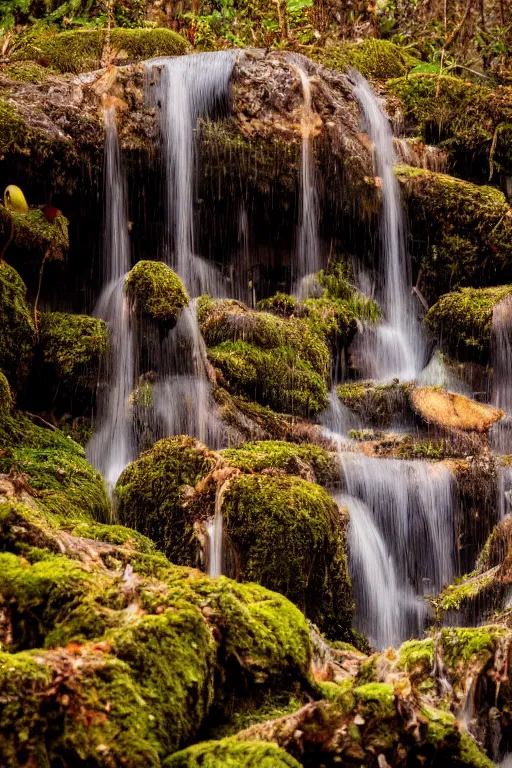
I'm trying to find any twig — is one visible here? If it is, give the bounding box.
[33,252,48,333]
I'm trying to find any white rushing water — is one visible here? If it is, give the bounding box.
[292,63,322,299]
[146,51,240,297]
[489,295,512,523]
[86,106,135,498]
[351,73,425,381]
[337,452,455,649]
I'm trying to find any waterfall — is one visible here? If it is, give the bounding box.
[490,295,512,521]
[152,300,225,448]
[351,72,425,381]
[338,452,456,649]
[86,106,135,499]
[145,51,240,297]
[292,64,321,299]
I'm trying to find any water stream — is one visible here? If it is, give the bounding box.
[351,72,425,381]
[86,106,135,499]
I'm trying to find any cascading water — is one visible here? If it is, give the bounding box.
[292,63,322,299]
[338,453,456,649]
[351,72,425,381]
[86,105,135,499]
[145,51,240,297]
[490,295,512,521]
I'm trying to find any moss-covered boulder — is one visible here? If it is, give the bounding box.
[0,537,312,765]
[313,38,414,80]
[386,74,512,178]
[13,27,190,73]
[425,285,512,362]
[36,311,108,409]
[126,260,189,325]
[0,407,109,521]
[0,371,12,415]
[0,261,34,388]
[200,298,329,418]
[116,436,219,565]
[336,380,414,428]
[0,204,69,264]
[221,473,353,640]
[397,166,512,301]
[165,739,301,768]
[220,440,339,485]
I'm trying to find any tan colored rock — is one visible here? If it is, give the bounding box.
[411,386,503,432]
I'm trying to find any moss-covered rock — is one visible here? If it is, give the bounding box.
[0,205,69,262]
[116,435,219,565]
[13,27,190,73]
[386,74,512,178]
[126,260,189,325]
[425,285,512,362]
[0,407,109,521]
[397,166,512,301]
[220,440,339,485]
[0,371,12,415]
[200,297,330,418]
[36,311,108,406]
[313,38,414,80]
[165,739,301,767]
[221,473,353,640]
[0,262,34,388]
[337,380,413,428]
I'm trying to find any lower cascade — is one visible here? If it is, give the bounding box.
[2,9,512,766]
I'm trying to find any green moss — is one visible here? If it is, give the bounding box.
[354,682,395,719]
[397,639,434,676]
[386,74,512,175]
[201,298,329,378]
[220,440,338,485]
[0,409,108,521]
[115,435,218,564]
[126,260,189,324]
[208,340,328,417]
[0,204,69,261]
[37,311,108,397]
[164,739,302,767]
[312,39,414,79]
[70,521,158,552]
[0,371,12,415]
[337,380,413,427]
[14,27,190,73]
[437,569,498,612]
[440,626,505,670]
[1,61,56,82]
[0,262,34,389]
[257,292,298,316]
[222,473,353,640]
[396,166,512,300]
[425,285,512,362]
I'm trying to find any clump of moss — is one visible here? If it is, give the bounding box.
[0,262,34,389]
[115,435,218,564]
[337,380,413,427]
[37,311,108,399]
[1,61,56,82]
[126,260,189,324]
[222,473,353,640]
[165,739,302,767]
[220,440,338,485]
[0,408,108,521]
[14,27,190,73]
[425,285,512,362]
[396,166,512,300]
[312,39,414,79]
